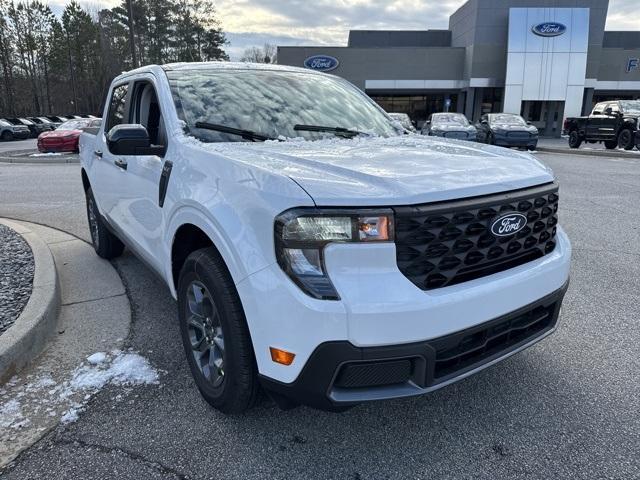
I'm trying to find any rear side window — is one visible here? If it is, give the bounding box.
[106,84,129,132]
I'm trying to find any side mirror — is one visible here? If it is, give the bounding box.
[481,119,488,125]
[107,124,150,155]
[604,107,613,116]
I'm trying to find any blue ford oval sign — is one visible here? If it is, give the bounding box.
[532,22,567,37]
[303,55,339,72]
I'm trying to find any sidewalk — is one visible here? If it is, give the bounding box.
[0,220,132,467]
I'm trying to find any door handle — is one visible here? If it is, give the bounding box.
[114,158,128,170]
[94,150,103,158]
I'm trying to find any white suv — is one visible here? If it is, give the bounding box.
[80,63,571,413]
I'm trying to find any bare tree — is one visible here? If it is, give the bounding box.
[240,43,276,64]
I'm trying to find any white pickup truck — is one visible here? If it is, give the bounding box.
[80,62,571,413]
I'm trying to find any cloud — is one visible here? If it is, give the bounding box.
[41,0,640,60]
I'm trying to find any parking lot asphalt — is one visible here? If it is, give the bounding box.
[0,139,37,154]
[0,152,639,479]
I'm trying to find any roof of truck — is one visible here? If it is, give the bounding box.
[120,61,321,78]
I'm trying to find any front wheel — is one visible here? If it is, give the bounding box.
[1,131,13,141]
[178,247,260,414]
[487,132,495,145]
[604,139,617,150]
[85,187,124,259]
[617,129,634,150]
[568,131,582,149]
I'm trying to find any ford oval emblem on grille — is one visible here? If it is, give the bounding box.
[490,213,528,237]
[303,55,339,72]
[532,22,567,37]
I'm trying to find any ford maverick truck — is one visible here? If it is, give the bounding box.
[564,100,640,150]
[80,62,571,413]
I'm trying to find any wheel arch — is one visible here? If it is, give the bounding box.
[81,168,91,192]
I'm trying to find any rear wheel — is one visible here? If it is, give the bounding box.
[617,129,634,150]
[178,248,260,414]
[604,139,617,150]
[85,187,124,259]
[568,130,582,149]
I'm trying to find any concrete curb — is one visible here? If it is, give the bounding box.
[0,219,60,382]
[537,146,640,159]
[0,149,79,164]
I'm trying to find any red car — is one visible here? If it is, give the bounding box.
[37,118,101,153]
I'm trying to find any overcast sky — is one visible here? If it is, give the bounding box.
[44,0,640,59]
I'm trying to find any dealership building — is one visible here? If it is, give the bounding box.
[277,0,640,136]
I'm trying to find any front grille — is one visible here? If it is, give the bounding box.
[507,131,531,138]
[443,131,468,139]
[394,183,558,290]
[427,292,561,384]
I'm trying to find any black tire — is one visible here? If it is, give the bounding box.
[1,130,13,141]
[487,132,495,145]
[85,187,124,259]
[568,130,582,149]
[178,247,260,414]
[604,139,617,150]
[617,128,634,150]
[527,143,537,151]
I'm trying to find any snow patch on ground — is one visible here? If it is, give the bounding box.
[0,350,159,430]
[29,152,63,157]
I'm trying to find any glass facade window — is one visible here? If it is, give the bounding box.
[370,94,458,128]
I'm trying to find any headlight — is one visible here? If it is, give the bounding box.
[275,209,394,300]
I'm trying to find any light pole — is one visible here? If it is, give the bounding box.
[126,0,138,68]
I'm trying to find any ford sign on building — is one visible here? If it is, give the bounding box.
[303,55,339,72]
[532,22,567,37]
[278,0,640,138]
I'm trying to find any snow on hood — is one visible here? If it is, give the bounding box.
[182,133,555,206]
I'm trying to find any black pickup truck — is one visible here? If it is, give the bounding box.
[563,100,640,150]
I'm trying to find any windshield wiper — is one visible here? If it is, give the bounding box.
[195,121,279,142]
[293,124,367,138]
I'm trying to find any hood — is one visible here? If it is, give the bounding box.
[40,129,81,139]
[492,124,538,133]
[192,135,555,206]
[432,124,477,132]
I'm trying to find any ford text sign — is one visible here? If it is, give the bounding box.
[532,22,567,37]
[303,55,339,72]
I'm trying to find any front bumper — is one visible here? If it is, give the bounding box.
[237,226,571,408]
[493,133,538,148]
[260,281,568,410]
[11,130,31,139]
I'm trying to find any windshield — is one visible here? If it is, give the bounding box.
[0,119,9,127]
[620,100,640,114]
[57,119,90,130]
[37,117,51,123]
[490,114,527,126]
[167,69,399,142]
[432,114,470,126]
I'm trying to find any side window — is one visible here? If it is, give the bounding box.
[106,84,129,133]
[592,103,605,115]
[608,103,619,114]
[131,81,167,154]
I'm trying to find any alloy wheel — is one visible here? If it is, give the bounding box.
[185,281,225,387]
[87,196,100,249]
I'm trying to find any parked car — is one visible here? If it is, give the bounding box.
[387,112,416,132]
[476,113,538,150]
[564,100,640,150]
[80,62,570,413]
[28,116,56,133]
[422,112,477,141]
[37,118,101,153]
[0,118,31,140]
[3,117,47,138]
[46,115,69,126]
